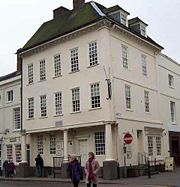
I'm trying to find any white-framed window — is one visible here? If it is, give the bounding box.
[13,107,21,130]
[95,132,105,155]
[28,97,34,119]
[40,95,47,117]
[141,54,147,76]
[168,74,174,88]
[37,135,43,154]
[91,83,100,109]
[170,101,176,123]
[156,137,161,156]
[144,91,150,112]
[28,64,33,84]
[140,24,146,37]
[148,136,162,157]
[15,144,21,163]
[55,92,62,115]
[50,135,56,154]
[72,88,80,112]
[71,48,79,72]
[7,90,13,102]
[120,13,127,25]
[54,54,61,77]
[147,136,153,156]
[122,45,128,68]
[125,85,131,109]
[7,144,13,160]
[89,41,98,66]
[40,60,46,81]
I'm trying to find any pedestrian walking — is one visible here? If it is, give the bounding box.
[35,154,44,177]
[67,154,83,187]
[2,160,9,177]
[84,152,100,187]
[7,160,15,177]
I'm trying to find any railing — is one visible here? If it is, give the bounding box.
[52,155,81,178]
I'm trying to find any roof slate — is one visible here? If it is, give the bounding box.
[0,71,20,82]
[17,1,163,53]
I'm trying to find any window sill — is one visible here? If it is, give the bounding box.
[126,108,133,112]
[171,122,177,125]
[54,114,63,117]
[69,70,80,74]
[87,63,99,68]
[53,75,62,79]
[27,118,35,121]
[70,111,82,114]
[12,129,21,132]
[26,82,34,86]
[38,79,47,83]
[169,86,175,89]
[6,101,13,104]
[89,107,102,111]
[39,116,48,119]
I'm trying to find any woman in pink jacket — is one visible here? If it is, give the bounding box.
[84,152,100,187]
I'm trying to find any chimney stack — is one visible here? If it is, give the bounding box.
[53,6,70,19]
[73,0,85,11]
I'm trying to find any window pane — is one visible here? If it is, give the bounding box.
[72,88,80,112]
[28,97,34,119]
[71,48,79,72]
[13,107,21,129]
[91,83,100,108]
[54,54,61,77]
[89,41,98,66]
[95,132,105,155]
[28,64,33,84]
[40,60,46,81]
[55,92,62,115]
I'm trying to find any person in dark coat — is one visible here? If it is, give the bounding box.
[67,154,83,187]
[35,154,44,177]
[3,160,9,177]
[7,160,15,177]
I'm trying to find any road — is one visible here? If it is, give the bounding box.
[0,181,174,187]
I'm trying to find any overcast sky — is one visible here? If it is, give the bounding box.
[0,0,180,76]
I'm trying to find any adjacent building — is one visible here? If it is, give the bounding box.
[0,71,22,167]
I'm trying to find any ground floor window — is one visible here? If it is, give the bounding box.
[95,131,105,155]
[7,144,13,160]
[15,144,22,163]
[37,135,43,154]
[147,135,162,157]
[50,135,56,154]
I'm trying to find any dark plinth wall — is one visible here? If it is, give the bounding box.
[103,160,118,180]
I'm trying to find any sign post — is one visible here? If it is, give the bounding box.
[123,133,133,178]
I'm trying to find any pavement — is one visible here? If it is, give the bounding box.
[0,168,180,187]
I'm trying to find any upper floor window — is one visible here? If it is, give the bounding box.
[125,85,131,109]
[37,135,43,154]
[122,45,128,68]
[141,54,147,76]
[40,95,47,117]
[28,97,34,119]
[95,132,105,155]
[89,41,98,66]
[54,54,61,77]
[50,135,56,154]
[72,88,80,112]
[40,60,46,81]
[170,101,176,123]
[144,91,150,112]
[168,74,174,88]
[28,64,33,84]
[91,83,100,109]
[71,48,79,72]
[7,90,13,102]
[15,144,22,163]
[13,107,21,130]
[55,92,62,115]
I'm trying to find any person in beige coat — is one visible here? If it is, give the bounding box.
[84,152,100,187]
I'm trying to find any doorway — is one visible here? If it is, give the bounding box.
[78,139,88,166]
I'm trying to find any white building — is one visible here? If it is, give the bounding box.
[158,53,180,166]
[17,0,169,177]
[0,71,22,166]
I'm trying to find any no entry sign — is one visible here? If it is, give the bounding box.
[124,133,133,144]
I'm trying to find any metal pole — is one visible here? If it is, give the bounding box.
[123,143,127,178]
[147,160,151,178]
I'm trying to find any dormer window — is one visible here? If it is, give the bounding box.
[107,5,129,27]
[140,23,146,37]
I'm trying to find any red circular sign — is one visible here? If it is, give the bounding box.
[124,133,133,144]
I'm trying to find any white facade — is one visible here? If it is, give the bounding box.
[19,18,169,168]
[0,73,22,166]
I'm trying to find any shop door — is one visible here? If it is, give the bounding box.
[172,140,180,166]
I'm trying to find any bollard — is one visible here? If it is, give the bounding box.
[147,160,151,179]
